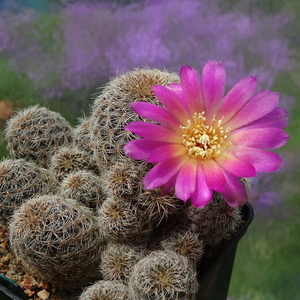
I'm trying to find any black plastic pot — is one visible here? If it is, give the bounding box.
[0,275,28,300]
[196,202,254,300]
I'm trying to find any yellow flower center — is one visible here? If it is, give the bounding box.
[181,112,231,159]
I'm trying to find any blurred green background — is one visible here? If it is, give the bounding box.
[0,0,299,299]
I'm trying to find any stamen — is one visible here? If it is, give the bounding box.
[181,112,231,159]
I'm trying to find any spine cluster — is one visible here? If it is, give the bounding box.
[1,67,244,299]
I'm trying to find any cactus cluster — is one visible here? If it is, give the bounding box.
[1,67,244,299]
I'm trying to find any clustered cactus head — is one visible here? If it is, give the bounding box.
[59,170,105,210]
[4,105,73,168]
[78,280,132,300]
[186,192,243,246]
[100,243,144,283]
[9,195,105,288]
[73,116,94,155]
[129,250,199,300]
[0,158,57,220]
[49,146,100,181]
[100,158,145,199]
[134,188,184,225]
[160,230,204,265]
[98,196,153,245]
[89,68,179,167]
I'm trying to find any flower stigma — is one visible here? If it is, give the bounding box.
[181,112,231,159]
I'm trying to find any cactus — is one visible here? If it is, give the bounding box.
[98,196,153,245]
[100,243,144,283]
[101,157,183,225]
[100,158,146,199]
[89,68,179,167]
[49,146,100,181]
[4,105,73,168]
[9,195,105,288]
[73,116,94,155]
[129,250,199,300]
[59,170,105,210]
[78,280,132,300]
[0,158,57,220]
[134,188,184,225]
[160,230,204,265]
[0,66,249,297]
[186,192,243,246]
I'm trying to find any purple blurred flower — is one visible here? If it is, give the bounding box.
[0,0,295,100]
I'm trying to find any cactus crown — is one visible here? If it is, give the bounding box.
[4,105,73,167]
[9,195,105,288]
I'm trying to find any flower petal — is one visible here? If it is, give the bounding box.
[161,174,177,195]
[215,152,256,177]
[190,162,213,207]
[202,60,226,119]
[130,102,181,132]
[179,65,204,114]
[230,127,289,149]
[233,107,288,132]
[218,170,248,207]
[203,159,226,189]
[152,85,190,124]
[230,146,283,172]
[144,155,189,190]
[124,139,166,160]
[175,157,197,201]
[125,121,182,143]
[218,76,257,122]
[224,90,279,130]
[167,83,186,107]
[147,144,187,163]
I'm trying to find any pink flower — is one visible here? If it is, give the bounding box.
[124,61,289,207]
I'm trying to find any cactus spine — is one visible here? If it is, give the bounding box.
[9,195,105,288]
[4,105,73,168]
